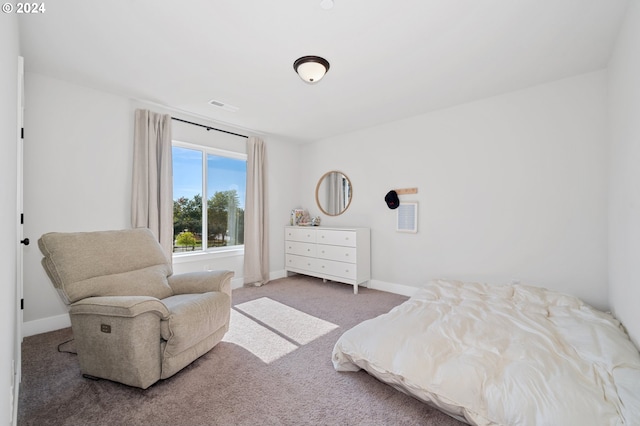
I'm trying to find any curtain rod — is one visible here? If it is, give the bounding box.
[171,117,248,139]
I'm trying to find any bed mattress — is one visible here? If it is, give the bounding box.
[332,280,640,425]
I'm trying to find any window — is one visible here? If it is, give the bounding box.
[172,142,247,253]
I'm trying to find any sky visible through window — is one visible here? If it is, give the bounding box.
[173,146,247,209]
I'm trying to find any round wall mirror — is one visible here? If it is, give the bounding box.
[315,171,352,216]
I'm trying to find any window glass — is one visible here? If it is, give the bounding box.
[206,154,246,248]
[173,146,203,252]
[172,144,246,253]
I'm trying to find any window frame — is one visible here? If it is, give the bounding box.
[172,139,247,258]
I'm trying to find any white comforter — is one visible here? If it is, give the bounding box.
[332,280,640,425]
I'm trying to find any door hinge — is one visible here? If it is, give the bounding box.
[20,213,24,225]
[20,299,24,310]
[21,128,24,139]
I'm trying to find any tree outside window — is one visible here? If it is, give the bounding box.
[172,144,246,253]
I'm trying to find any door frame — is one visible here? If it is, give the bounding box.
[13,55,24,426]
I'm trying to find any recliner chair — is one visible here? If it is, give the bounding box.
[38,228,233,389]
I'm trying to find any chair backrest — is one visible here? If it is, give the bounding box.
[38,228,174,304]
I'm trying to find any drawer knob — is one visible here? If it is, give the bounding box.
[345,253,349,257]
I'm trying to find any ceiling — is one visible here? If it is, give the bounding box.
[18,0,629,143]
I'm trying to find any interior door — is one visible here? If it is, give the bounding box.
[13,55,24,425]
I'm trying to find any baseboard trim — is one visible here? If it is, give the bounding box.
[231,276,244,290]
[231,270,287,289]
[367,279,420,297]
[23,313,70,337]
[270,270,287,281]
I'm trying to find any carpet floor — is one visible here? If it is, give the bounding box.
[18,276,465,425]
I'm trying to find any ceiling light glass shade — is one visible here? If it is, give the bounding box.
[320,0,334,10]
[293,56,330,84]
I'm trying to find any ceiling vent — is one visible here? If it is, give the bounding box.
[208,99,239,112]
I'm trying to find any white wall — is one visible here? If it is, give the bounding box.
[299,71,609,309]
[256,136,303,281]
[22,73,300,334]
[0,12,19,425]
[22,72,133,331]
[608,1,640,347]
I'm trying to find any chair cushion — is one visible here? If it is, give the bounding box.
[69,265,173,302]
[160,292,231,357]
[39,228,173,303]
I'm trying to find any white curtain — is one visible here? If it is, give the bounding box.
[243,136,269,286]
[131,109,173,260]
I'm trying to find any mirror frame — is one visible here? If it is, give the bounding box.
[315,170,353,216]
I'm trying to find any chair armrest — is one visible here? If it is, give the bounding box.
[69,296,170,319]
[168,270,234,297]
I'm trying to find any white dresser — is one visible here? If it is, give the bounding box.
[284,226,370,294]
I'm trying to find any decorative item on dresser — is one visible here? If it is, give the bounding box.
[284,226,370,294]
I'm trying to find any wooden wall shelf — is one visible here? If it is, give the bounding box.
[394,187,418,195]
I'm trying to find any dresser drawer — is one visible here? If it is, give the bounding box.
[286,254,318,271]
[285,241,316,257]
[316,229,356,247]
[316,259,357,280]
[285,227,316,243]
[316,244,356,263]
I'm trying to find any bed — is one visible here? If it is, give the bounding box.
[332,279,640,425]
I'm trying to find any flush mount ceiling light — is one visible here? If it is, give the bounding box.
[293,56,330,84]
[320,0,334,10]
